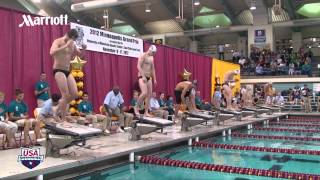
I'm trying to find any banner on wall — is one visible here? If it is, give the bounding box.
[254,29,266,43]
[70,23,143,58]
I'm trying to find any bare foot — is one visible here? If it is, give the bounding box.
[144,113,153,117]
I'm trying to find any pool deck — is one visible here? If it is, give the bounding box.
[0,112,296,179]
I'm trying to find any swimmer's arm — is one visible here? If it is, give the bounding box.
[49,39,71,56]
[74,44,86,58]
[137,54,145,77]
[151,58,157,83]
[181,88,189,104]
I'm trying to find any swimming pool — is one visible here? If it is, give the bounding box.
[76,116,320,180]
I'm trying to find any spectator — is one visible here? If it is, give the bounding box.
[301,61,312,77]
[103,86,133,132]
[256,64,264,75]
[34,72,50,107]
[8,89,42,147]
[0,91,17,148]
[38,93,61,124]
[166,95,175,120]
[158,92,166,108]
[78,92,110,134]
[129,90,142,114]
[195,91,211,111]
[150,92,169,119]
[288,62,295,75]
[218,44,225,60]
[273,92,284,105]
[238,57,246,68]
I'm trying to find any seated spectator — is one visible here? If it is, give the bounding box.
[239,57,246,68]
[288,62,295,75]
[158,92,167,108]
[34,72,50,108]
[256,64,264,75]
[301,61,312,77]
[195,91,211,111]
[0,91,17,148]
[104,86,133,132]
[150,92,169,119]
[273,92,284,105]
[8,89,41,147]
[38,93,61,124]
[78,92,110,134]
[166,95,175,120]
[129,90,139,112]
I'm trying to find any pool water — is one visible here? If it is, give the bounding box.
[213,136,320,151]
[78,163,285,180]
[77,118,320,180]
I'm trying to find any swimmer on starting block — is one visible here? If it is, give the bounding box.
[222,70,240,111]
[50,29,87,121]
[174,79,198,119]
[134,45,157,117]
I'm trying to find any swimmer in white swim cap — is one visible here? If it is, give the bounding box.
[134,45,158,117]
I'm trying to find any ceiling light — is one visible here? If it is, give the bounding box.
[77,19,80,22]
[145,3,151,13]
[250,0,256,10]
[312,38,317,42]
[194,0,200,6]
[32,0,41,3]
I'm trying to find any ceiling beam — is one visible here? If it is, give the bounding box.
[283,0,298,20]
[283,0,300,32]
[159,0,191,30]
[218,0,240,25]
[54,0,101,28]
[17,0,39,14]
[112,6,150,35]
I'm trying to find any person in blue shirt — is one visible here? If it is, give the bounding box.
[78,92,110,134]
[34,73,50,107]
[8,89,41,147]
[104,86,133,132]
[38,93,61,124]
[0,91,18,148]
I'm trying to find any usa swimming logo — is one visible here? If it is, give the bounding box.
[17,148,44,169]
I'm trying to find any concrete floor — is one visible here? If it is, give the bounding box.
[0,112,289,180]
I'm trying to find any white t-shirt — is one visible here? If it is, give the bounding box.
[218,45,224,53]
[103,91,124,109]
[150,98,160,110]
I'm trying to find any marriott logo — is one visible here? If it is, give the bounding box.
[19,14,68,27]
